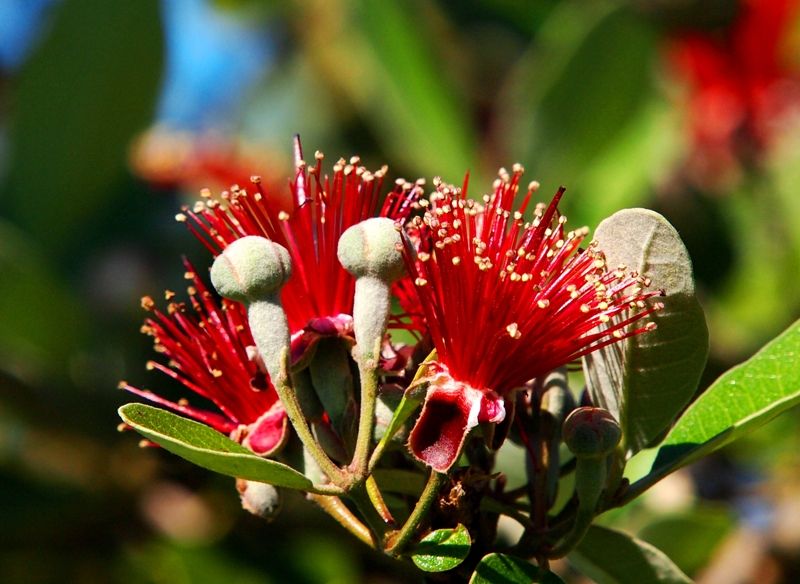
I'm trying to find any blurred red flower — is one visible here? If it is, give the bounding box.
[668,0,800,183]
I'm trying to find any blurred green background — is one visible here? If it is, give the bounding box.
[2,0,800,582]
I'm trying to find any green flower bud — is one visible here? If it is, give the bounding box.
[236,479,282,521]
[211,236,292,303]
[337,217,405,283]
[563,407,621,459]
[210,236,292,383]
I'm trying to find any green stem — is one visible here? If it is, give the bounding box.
[348,483,390,545]
[349,277,393,482]
[385,471,447,555]
[547,509,594,558]
[367,350,437,473]
[308,493,373,547]
[272,347,347,487]
[350,353,380,482]
[307,483,346,496]
[547,456,606,557]
[245,298,346,488]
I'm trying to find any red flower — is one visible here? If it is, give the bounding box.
[667,0,800,182]
[179,137,424,353]
[402,168,663,472]
[120,262,288,456]
[122,140,423,454]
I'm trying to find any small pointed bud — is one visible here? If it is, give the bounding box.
[236,479,282,521]
[563,407,621,459]
[211,236,292,303]
[337,217,405,283]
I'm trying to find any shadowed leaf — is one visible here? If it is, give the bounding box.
[582,208,708,455]
[570,525,691,584]
[470,553,565,583]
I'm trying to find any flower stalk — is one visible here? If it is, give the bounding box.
[337,218,406,483]
[384,470,448,556]
[210,236,346,487]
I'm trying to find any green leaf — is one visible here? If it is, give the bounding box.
[0,221,89,380]
[582,208,708,455]
[411,524,471,573]
[308,338,357,445]
[470,553,565,584]
[118,404,315,491]
[350,0,477,180]
[570,525,691,584]
[648,317,800,481]
[498,2,656,205]
[1,0,163,254]
[574,98,682,231]
[372,469,425,496]
[637,509,734,576]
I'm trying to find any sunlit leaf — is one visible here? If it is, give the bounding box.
[570,525,691,584]
[645,318,800,483]
[411,524,471,572]
[582,209,708,455]
[118,404,315,491]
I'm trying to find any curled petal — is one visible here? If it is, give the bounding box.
[408,384,484,473]
[239,402,289,456]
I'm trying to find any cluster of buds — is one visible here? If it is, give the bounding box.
[119,138,665,568]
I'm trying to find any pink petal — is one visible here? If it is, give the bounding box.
[242,403,289,456]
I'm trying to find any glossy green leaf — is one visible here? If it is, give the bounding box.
[470,553,564,584]
[647,317,800,482]
[570,525,691,584]
[118,404,315,491]
[582,208,708,454]
[411,524,471,573]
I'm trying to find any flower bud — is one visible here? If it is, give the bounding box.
[236,479,282,521]
[337,217,405,283]
[211,236,292,303]
[211,236,292,383]
[563,407,621,459]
